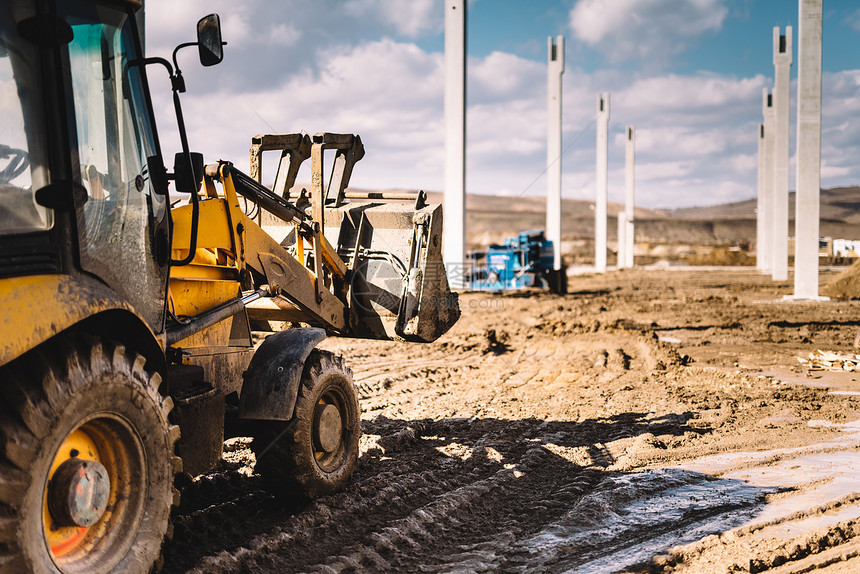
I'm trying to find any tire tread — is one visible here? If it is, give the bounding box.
[251,350,360,499]
[0,334,180,574]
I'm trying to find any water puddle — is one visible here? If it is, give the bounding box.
[514,420,860,572]
[513,468,776,573]
[677,420,860,531]
[753,367,860,394]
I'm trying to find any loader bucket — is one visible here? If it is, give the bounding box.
[323,196,460,342]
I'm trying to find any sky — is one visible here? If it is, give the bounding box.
[144,0,860,209]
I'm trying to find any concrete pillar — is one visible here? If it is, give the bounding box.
[772,26,792,282]
[624,126,635,268]
[546,36,564,271]
[595,93,609,273]
[443,0,466,289]
[791,0,826,300]
[617,212,626,269]
[761,90,775,274]
[625,216,634,267]
[756,122,766,271]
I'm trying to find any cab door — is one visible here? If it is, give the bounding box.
[61,1,169,332]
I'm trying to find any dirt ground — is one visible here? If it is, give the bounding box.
[162,267,860,573]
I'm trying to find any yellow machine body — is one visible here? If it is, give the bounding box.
[0,274,156,367]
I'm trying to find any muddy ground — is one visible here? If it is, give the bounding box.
[162,267,860,573]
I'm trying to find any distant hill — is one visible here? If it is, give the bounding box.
[422,191,672,248]
[289,184,860,250]
[667,186,860,224]
[423,186,860,247]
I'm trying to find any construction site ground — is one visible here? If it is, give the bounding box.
[162,267,860,573]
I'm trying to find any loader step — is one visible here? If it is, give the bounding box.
[172,382,216,406]
[167,364,216,405]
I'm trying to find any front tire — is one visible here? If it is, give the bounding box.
[0,336,180,574]
[252,350,360,499]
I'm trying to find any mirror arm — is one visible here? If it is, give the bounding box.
[138,56,173,77]
[171,42,197,78]
[136,57,200,266]
[168,73,201,266]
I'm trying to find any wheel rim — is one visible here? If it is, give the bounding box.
[43,415,147,573]
[311,383,352,473]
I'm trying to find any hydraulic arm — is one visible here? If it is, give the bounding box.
[166,132,459,346]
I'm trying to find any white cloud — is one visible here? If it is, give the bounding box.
[140,1,860,210]
[730,153,756,173]
[145,0,250,54]
[569,0,728,67]
[847,8,860,33]
[637,126,727,157]
[156,38,444,192]
[145,0,443,93]
[313,39,442,107]
[471,51,543,98]
[636,160,694,181]
[264,24,301,47]
[619,73,766,115]
[821,164,852,179]
[218,13,253,48]
[469,100,544,157]
[816,70,860,186]
[344,0,441,38]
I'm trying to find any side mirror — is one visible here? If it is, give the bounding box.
[174,152,204,193]
[196,14,223,67]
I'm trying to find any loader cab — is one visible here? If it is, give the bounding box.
[0,0,182,338]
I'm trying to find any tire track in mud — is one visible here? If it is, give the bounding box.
[350,353,483,399]
[508,469,778,573]
[651,496,860,574]
[160,271,860,572]
[165,410,708,573]
[644,423,860,573]
[178,421,611,573]
[168,364,762,565]
[163,410,860,572]
[310,434,613,574]
[160,470,290,573]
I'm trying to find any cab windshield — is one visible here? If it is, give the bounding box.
[0,1,52,235]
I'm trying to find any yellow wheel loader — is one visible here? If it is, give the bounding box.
[0,2,459,572]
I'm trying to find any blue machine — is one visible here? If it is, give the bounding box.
[467,230,556,292]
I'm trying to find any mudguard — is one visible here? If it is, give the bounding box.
[0,274,161,367]
[238,327,326,420]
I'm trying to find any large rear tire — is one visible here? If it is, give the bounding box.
[0,336,180,574]
[252,350,360,499]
